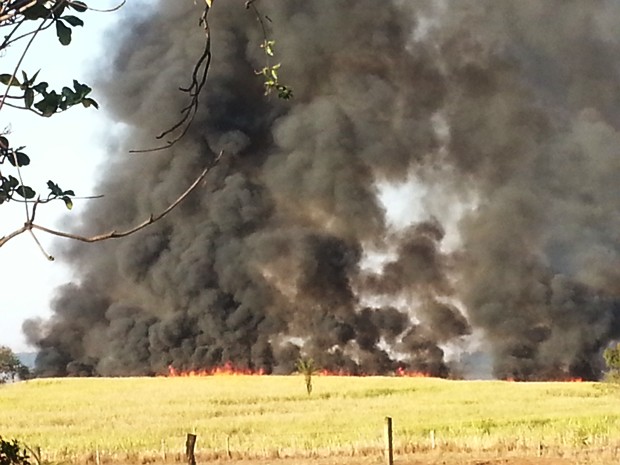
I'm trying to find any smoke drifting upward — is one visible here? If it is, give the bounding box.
[25,0,620,380]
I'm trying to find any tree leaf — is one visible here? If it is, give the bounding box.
[62,196,73,210]
[62,15,84,27]
[56,20,72,46]
[73,80,92,98]
[54,2,67,18]
[0,74,20,87]
[68,1,88,12]
[15,185,36,199]
[33,81,49,93]
[34,91,60,116]
[28,69,41,85]
[22,2,50,20]
[25,88,34,108]
[81,97,99,109]
[15,152,30,167]
[47,180,63,196]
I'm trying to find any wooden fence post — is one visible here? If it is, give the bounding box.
[384,417,394,465]
[226,435,232,459]
[186,433,197,465]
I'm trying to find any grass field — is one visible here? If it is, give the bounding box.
[2,376,620,464]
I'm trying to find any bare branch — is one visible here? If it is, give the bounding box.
[130,5,211,153]
[0,223,28,248]
[0,0,37,23]
[0,151,224,250]
[28,229,53,260]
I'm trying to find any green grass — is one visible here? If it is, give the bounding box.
[2,376,620,463]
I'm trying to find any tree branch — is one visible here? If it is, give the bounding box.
[0,151,224,251]
[130,5,211,153]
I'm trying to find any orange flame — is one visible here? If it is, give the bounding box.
[317,369,361,377]
[315,367,430,377]
[552,377,583,383]
[163,362,433,378]
[395,367,430,378]
[166,361,265,377]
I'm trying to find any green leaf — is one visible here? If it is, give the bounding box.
[62,15,84,27]
[73,80,92,98]
[15,185,36,200]
[63,190,75,196]
[52,1,67,18]
[0,136,9,150]
[22,2,50,20]
[34,91,60,116]
[0,74,20,87]
[62,86,78,106]
[81,97,99,109]
[47,180,63,196]
[8,176,20,189]
[28,69,41,85]
[33,81,49,93]
[62,196,73,210]
[278,87,293,100]
[56,20,72,46]
[68,1,88,12]
[24,88,34,108]
[261,40,275,57]
[15,152,30,167]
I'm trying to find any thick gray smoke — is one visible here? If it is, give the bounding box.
[25,0,620,380]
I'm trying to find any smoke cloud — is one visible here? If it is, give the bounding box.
[25,0,620,380]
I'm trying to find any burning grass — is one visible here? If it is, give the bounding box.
[1,376,620,464]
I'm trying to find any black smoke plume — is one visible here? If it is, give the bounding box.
[25,0,620,380]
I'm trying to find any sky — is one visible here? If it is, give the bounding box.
[0,3,118,352]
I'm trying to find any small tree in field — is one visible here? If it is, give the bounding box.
[296,357,317,395]
[603,343,620,383]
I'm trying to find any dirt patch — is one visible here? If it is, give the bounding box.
[188,453,609,465]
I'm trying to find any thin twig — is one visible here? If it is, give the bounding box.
[0,151,224,249]
[0,9,46,112]
[2,18,56,53]
[10,194,104,204]
[0,0,36,23]
[0,223,28,247]
[130,5,211,153]
[28,229,53,260]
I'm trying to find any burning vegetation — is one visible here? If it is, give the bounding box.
[24,0,620,381]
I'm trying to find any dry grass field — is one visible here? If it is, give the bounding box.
[2,375,620,465]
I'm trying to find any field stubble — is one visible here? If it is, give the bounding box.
[2,376,620,465]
